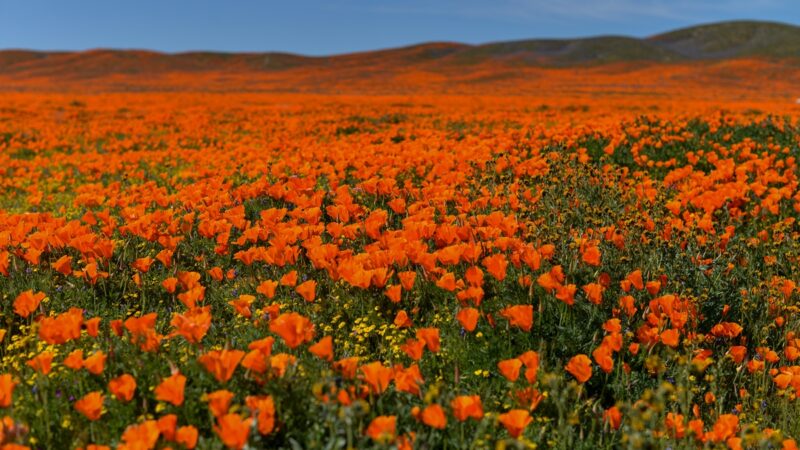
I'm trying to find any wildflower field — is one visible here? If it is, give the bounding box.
[1,90,800,450]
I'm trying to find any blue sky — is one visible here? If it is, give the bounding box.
[1,0,798,55]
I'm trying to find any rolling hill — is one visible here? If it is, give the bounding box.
[0,20,798,94]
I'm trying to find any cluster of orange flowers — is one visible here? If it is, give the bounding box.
[0,92,798,449]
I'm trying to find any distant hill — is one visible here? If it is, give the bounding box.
[0,20,798,93]
[431,20,800,66]
[650,21,800,59]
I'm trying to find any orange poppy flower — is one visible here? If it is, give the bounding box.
[74,391,104,421]
[177,285,206,309]
[269,312,315,349]
[416,328,440,353]
[170,306,212,344]
[645,280,661,296]
[688,418,705,439]
[664,412,686,438]
[393,310,413,328]
[660,328,680,348]
[728,346,747,364]
[295,279,317,302]
[63,349,84,370]
[241,349,268,374]
[177,271,202,290]
[498,358,523,381]
[228,294,255,318]
[13,290,45,318]
[370,267,393,289]
[565,354,592,383]
[537,272,561,292]
[27,351,54,375]
[162,277,178,293]
[279,270,298,287]
[581,244,601,266]
[516,387,544,411]
[451,395,483,421]
[549,265,565,283]
[270,353,297,377]
[109,374,136,402]
[711,414,739,442]
[625,269,644,290]
[521,247,542,271]
[156,249,173,268]
[604,406,622,430]
[206,389,235,417]
[519,350,540,383]
[85,317,101,337]
[387,198,406,214]
[582,283,604,305]
[173,425,198,448]
[437,244,464,266]
[398,271,416,291]
[619,295,637,316]
[52,255,72,275]
[333,356,361,379]
[598,272,612,288]
[393,364,424,396]
[23,248,42,266]
[0,374,17,407]
[592,345,614,374]
[384,284,402,303]
[436,272,457,291]
[603,332,623,352]
[401,338,426,360]
[602,318,622,333]
[498,409,532,438]
[120,420,160,448]
[365,415,396,443]
[0,251,7,277]
[244,395,275,435]
[360,361,394,394]
[199,349,245,383]
[256,279,278,298]
[500,305,533,332]
[83,351,106,375]
[457,286,485,306]
[465,266,484,287]
[555,284,577,306]
[155,372,186,406]
[421,404,447,429]
[483,253,508,281]
[132,257,154,273]
[213,413,252,449]
[207,266,224,281]
[456,307,480,332]
[309,336,334,361]
[711,322,743,338]
[248,336,275,356]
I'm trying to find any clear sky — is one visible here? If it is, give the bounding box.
[1,0,799,55]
